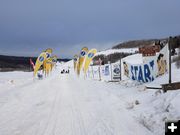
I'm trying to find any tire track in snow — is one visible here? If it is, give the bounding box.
[66,76,115,135]
[39,77,63,135]
[70,93,87,135]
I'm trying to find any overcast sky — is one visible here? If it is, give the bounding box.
[0,0,180,58]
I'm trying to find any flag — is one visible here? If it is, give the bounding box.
[45,48,53,57]
[43,48,53,75]
[45,58,52,76]
[84,49,97,74]
[77,47,88,75]
[76,57,80,75]
[30,58,35,70]
[34,52,47,76]
[73,54,78,71]
[51,55,58,70]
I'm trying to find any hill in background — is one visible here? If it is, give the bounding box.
[112,38,166,49]
[93,35,180,65]
[112,35,180,49]
[0,55,70,72]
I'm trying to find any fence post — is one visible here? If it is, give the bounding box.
[91,65,94,79]
[98,66,101,81]
[98,58,102,81]
[120,58,122,81]
[168,37,172,84]
[110,62,112,81]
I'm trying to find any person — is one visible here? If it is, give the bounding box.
[61,69,65,74]
[37,73,43,80]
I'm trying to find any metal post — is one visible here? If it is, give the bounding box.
[110,55,113,81]
[120,58,122,81]
[98,66,101,81]
[169,37,172,84]
[110,63,112,81]
[98,58,102,81]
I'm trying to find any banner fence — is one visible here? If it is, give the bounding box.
[86,61,121,82]
[84,44,169,83]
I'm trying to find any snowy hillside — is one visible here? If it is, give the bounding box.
[0,57,180,135]
[95,48,138,56]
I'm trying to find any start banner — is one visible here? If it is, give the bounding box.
[122,45,168,83]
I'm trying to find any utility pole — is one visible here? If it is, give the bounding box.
[169,37,172,84]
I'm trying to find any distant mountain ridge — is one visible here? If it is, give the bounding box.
[112,35,180,49]
[112,38,167,49]
[0,55,70,72]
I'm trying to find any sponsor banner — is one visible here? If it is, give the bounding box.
[155,44,169,77]
[75,47,88,76]
[87,67,93,79]
[84,49,97,74]
[51,55,57,71]
[45,59,52,76]
[122,44,169,83]
[76,57,80,75]
[86,63,119,82]
[34,52,47,76]
[73,54,78,71]
[33,48,58,78]
[84,45,168,83]
[102,64,111,81]
[112,62,121,81]
[78,47,88,75]
[101,66,105,75]
[51,55,57,63]
[43,48,53,75]
[122,60,156,83]
[104,64,110,76]
[45,48,53,54]
[92,66,99,80]
[86,64,111,81]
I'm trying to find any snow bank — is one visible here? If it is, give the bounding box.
[122,53,143,64]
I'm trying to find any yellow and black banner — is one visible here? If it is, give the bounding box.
[84,49,97,74]
[34,52,47,76]
[77,47,88,75]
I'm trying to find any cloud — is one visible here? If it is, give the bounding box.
[0,0,180,58]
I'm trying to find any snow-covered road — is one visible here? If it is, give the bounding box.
[0,65,180,135]
[0,70,152,135]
